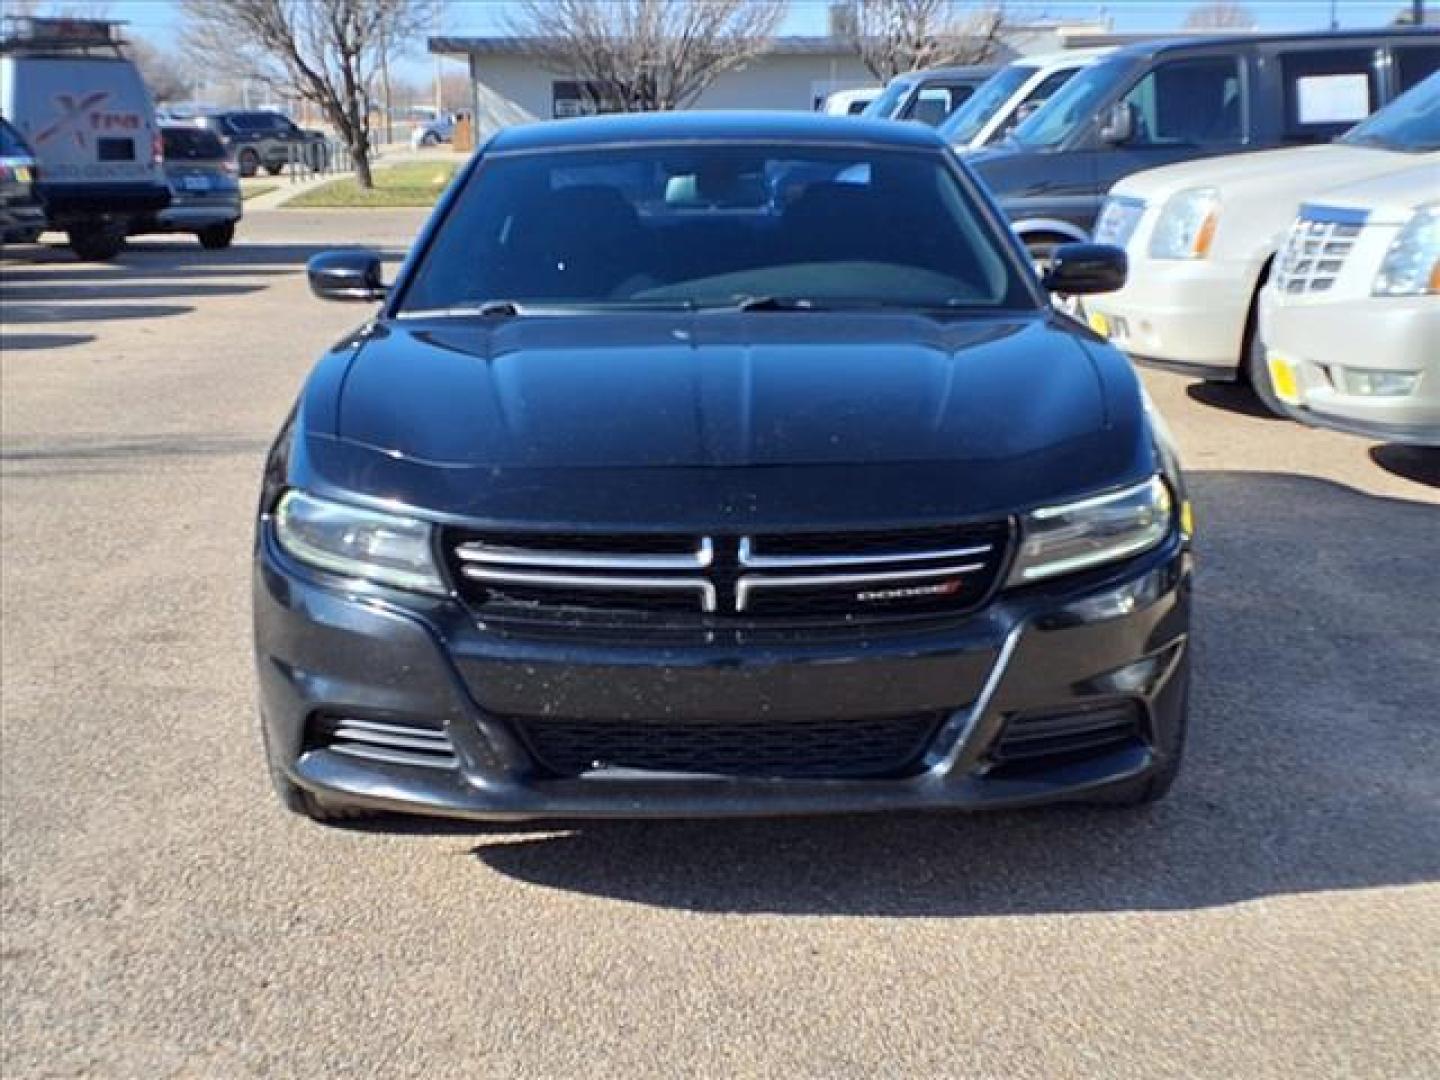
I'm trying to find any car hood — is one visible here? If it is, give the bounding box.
[1112,144,1410,203]
[302,311,1152,527]
[1297,160,1440,224]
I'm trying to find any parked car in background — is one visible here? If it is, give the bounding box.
[194,110,329,177]
[1085,72,1440,412]
[258,112,1192,824]
[820,86,881,115]
[410,112,456,148]
[0,113,45,243]
[127,124,241,249]
[1260,164,1439,445]
[968,30,1440,265]
[938,49,1112,151]
[862,65,999,127]
[0,16,170,260]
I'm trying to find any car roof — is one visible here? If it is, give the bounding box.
[893,64,999,84]
[488,111,948,153]
[1104,27,1438,62]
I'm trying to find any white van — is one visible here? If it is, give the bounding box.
[0,16,169,259]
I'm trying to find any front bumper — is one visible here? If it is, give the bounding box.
[1260,289,1440,446]
[255,531,1192,820]
[0,201,45,238]
[1086,257,1257,376]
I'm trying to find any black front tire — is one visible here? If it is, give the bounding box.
[261,720,370,824]
[238,149,261,177]
[67,224,125,261]
[197,222,235,250]
[1243,322,1288,417]
[264,162,285,177]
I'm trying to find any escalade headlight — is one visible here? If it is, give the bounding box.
[274,490,445,595]
[1148,188,1220,259]
[1008,476,1174,585]
[1373,206,1439,296]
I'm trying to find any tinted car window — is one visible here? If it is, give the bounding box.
[1395,45,1440,93]
[162,126,227,160]
[1121,57,1242,146]
[1012,56,1131,148]
[400,145,1031,314]
[1280,48,1380,141]
[1338,71,1440,151]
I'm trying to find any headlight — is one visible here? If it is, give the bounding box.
[1093,194,1146,249]
[1148,188,1220,260]
[1373,206,1439,296]
[1008,476,1174,585]
[273,490,445,595]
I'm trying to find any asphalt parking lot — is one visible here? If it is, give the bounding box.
[3,210,1437,1078]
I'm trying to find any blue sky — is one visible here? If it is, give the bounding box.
[104,0,1424,77]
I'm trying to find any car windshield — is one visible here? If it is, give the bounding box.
[1011,56,1130,149]
[861,79,916,120]
[162,126,226,160]
[938,65,1035,145]
[397,143,1033,316]
[1338,71,1440,152]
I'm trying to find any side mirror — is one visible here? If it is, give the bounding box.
[307,250,387,302]
[1098,101,1134,145]
[1042,243,1128,296]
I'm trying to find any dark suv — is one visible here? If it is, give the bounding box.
[196,110,329,177]
[256,112,1193,824]
[969,29,1440,260]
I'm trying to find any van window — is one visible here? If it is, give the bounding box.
[1394,46,1440,93]
[906,85,973,126]
[1120,57,1242,146]
[1280,49,1380,141]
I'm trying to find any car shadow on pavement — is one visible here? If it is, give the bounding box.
[1184,381,1289,421]
[1370,445,1439,489]
[0,332,96,350]
[455,470,1439,916]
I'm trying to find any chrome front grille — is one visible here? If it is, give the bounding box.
[1275,211,1364,295]
[443,523,1011,624]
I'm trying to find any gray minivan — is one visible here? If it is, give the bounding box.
[967,29,1440,262]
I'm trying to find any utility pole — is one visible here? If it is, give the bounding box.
[1414,0,1426,27]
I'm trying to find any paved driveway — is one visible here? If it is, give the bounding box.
[3,211,1437,1078]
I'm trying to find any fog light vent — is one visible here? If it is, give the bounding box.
[990,702,1142,770]
[310,714,458,770]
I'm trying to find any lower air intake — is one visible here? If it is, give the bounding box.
[514,713,946,780]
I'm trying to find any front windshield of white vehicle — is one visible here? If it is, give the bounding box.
[938,66,1035,145]
[861,80,915,119]
[1011,56,1131,149]
[1338,72,1440,152]
[398,143,1033,315]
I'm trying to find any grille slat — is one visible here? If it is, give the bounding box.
[1276,215,1360,295]
[514,713,946,779]
[310,714,459,770]
[443,523,1011,626]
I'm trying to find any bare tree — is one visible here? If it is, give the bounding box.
[126,37,191,105]
[180,0,438,188]
[1183,1,1257,29]
[503,0,788,114]
[841,0,1010,82]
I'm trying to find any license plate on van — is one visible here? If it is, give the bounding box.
[182,176,210,192]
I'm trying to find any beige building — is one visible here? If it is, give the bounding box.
[429,23,1123,138]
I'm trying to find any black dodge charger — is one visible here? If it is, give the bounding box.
[255,112,1193,822]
